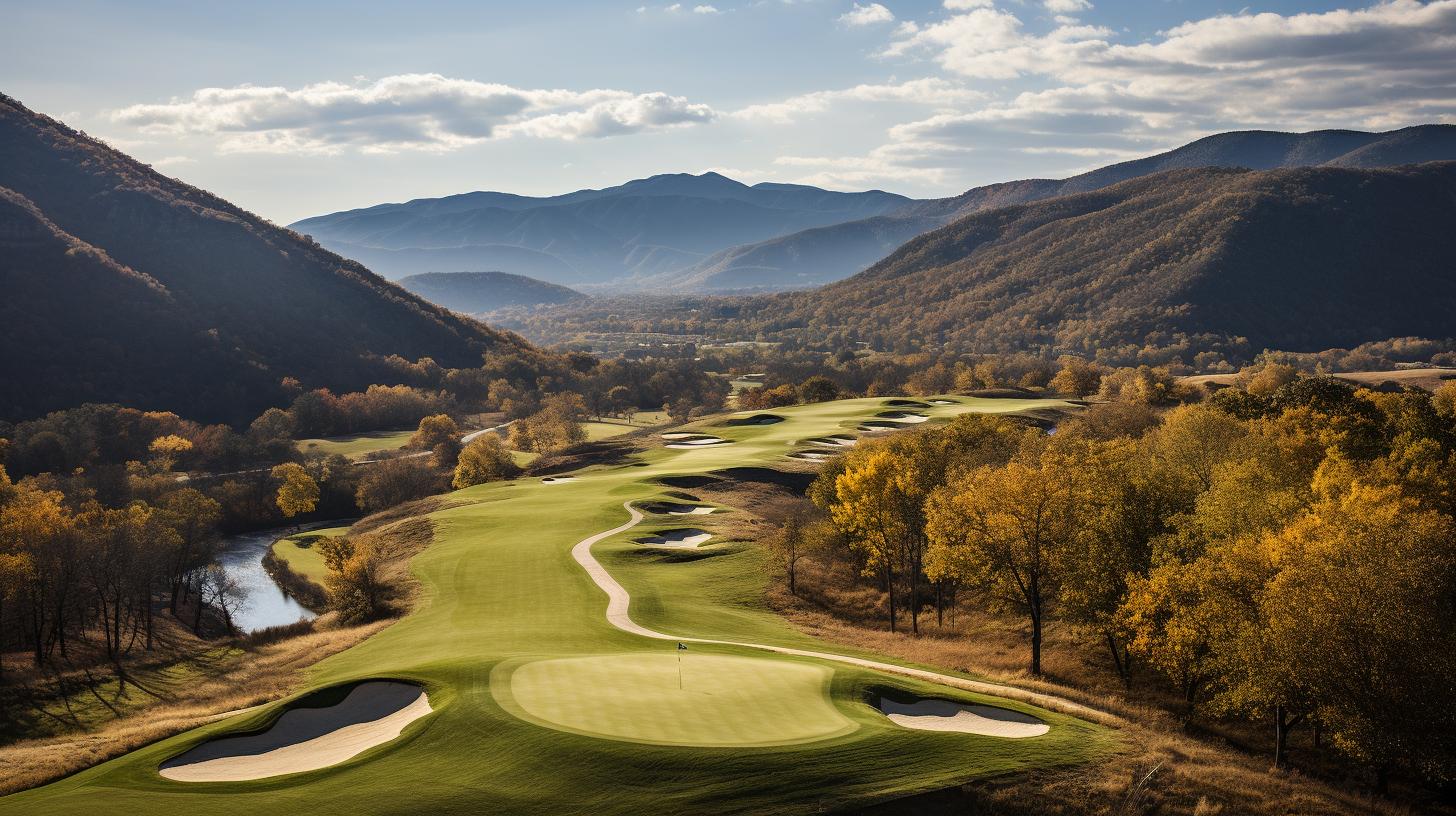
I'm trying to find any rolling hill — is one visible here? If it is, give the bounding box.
[678,125,1456,292]
[289,173,910,286]
[396,271,586,314]
[721,162,1456,358]
[0,95,536,425]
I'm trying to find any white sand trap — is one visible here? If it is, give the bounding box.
[661,432,698,440]
[788,451,833,461]
[929,399,958,405]
[806,436,857,448]
[542,476,578,484]
[637,529,713,548]
[668,506,715,515]
[666,437,731,449]
[876,412,930,423]
[159,681,430,782]
[877,698,1048,738]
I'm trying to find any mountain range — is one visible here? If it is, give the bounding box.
[296,125,1456,294]
[0,95,535,425]
[289,174,910,286]
[716,162,1456,358]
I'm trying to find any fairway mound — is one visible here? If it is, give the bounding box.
[876,697,1048,739]
[639,501,715,515]
[720,413,785,427]
[883,399,931,408]
[875,411,929,423]
[636,528,713,548]
[158,681,430,782]
[493,654,856,747]
[541,476,578,484]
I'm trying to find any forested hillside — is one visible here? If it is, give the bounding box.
[698,163,1456,359]
[0,95,538,425]
[685,125,1456,292]
[397,271,585,313]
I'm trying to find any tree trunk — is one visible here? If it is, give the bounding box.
[885,565,897,633]
[1105,630,1130,687]
[1029,611,1042,676]
[1273,706,1303,768]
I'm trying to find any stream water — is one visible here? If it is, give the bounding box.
[215,520,353,632]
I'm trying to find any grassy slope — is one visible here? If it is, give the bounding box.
[6,398,1114,816]
[295,431,415,461]
[270,527,351,584]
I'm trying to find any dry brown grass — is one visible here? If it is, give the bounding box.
[0,617,390,794]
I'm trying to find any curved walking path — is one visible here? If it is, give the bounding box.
[572,502,1120,726]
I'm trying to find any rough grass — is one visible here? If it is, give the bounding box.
[294,430,414,460]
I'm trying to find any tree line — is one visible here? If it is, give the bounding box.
[790,374,1456,789]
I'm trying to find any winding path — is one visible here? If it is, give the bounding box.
[571,501,1119,725]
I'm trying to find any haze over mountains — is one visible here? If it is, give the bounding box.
[0,95,534,425]
[396,271,585,314]
[290,174,909,287]
[298,125,1456,295]
[723,162,1456,359]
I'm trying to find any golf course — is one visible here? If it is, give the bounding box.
[4,397,1115,815]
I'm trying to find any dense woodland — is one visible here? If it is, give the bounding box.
[772,372,1456,796]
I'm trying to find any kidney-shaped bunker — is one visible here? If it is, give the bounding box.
[160,680,430,782]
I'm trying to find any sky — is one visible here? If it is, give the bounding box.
[4,0,1453,223]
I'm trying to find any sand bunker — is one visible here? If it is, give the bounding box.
[805,436,857,448]
[928,399,959,405]
[666,436,732,449]
[788,450,834,461]
[875,411,930,423]
[635,528,713,548]
[876,698,1048,739]
[542,476,578,484]
[858,421,904,431]
[640,501,715,515]
[721,413,784,427]
[159,681,430,782]
[661,432,699,440]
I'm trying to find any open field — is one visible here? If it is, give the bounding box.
[3,397,1116,815]
[294,430,414,460]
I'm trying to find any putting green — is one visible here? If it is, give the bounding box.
[494,653,856,747]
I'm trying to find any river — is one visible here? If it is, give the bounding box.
[215,520,353,632]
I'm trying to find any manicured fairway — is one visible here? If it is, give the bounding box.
[4,396,1115,816]
[494,653,855,747]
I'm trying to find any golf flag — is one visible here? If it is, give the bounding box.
[677,642,688,650]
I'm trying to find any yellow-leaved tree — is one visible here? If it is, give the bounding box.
[270,462,319,518]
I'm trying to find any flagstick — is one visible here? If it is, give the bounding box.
[677,647,683,691]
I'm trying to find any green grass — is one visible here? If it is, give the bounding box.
[492,653,855,747]
[270,527,350,584]
[295,430,414,460]
[7,396,1114,816]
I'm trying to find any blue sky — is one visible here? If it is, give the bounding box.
[4,0,1452,222]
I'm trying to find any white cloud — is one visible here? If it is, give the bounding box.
[110,74,718,154]
[839,3,894,26]
[733,77,983,122]
[1043,0,1091,13]
[149,155,197,168]
[792,0,1456,194]
[693,4,722,13]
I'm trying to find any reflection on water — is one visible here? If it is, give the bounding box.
[216,521,352,632]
